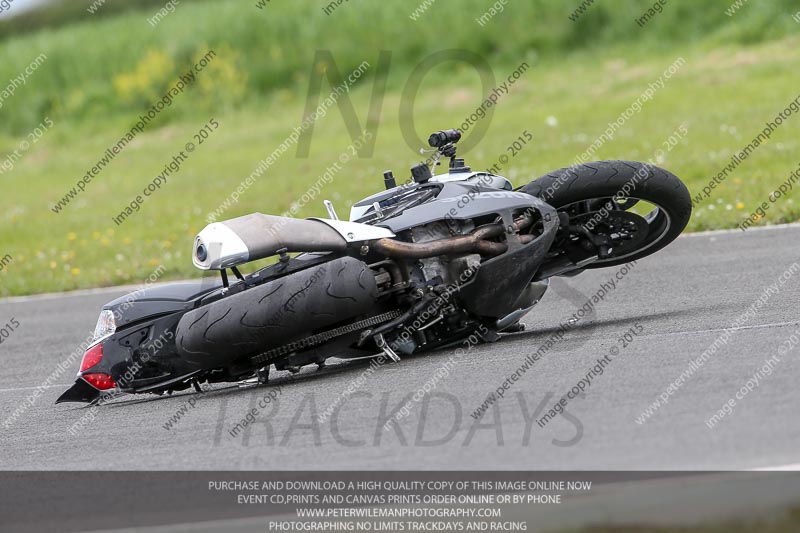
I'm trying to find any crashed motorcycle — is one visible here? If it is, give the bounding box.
[57,129,692,404]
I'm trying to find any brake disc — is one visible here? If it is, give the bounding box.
[573,209,650,257]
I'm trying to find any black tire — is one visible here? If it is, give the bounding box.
[176,256,379,368]
[519,160,692,268]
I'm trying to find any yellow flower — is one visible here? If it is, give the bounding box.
[70,267,81,276]
[92,231,101,240]
[67,232,77,241]
[149,259,159,266]
[194,44,248,104]
[49,261,57,269]
[113,48,175,102]
[736,202,744,209]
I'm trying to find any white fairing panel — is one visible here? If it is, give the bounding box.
[310,218,395,242]
[431,171,511,188]
[348,171,512,221]
[349,204,372,222]
[193,223,250,270]
[429,171,482,183]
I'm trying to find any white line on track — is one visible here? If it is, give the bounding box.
[679,221,800,238]
[0,283,157,303]
[645,320,800,338]
[752,463,800,471]
[0,384,72,393]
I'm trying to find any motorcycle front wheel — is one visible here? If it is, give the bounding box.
[519,160,692,268]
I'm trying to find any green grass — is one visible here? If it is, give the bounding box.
[0,0,798,134]
[3,35,800,296]
[2,1,800,296]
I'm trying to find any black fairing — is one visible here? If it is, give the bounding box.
[56,281,220,404]
[56,312,203,403]
[55,378,101,404]
[105,280,221,328]
[460,224,558,318]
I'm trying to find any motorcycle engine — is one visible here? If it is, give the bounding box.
[409,220,481,287]
[371,218,488,357]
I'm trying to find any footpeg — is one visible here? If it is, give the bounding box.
[374,333,401,362]
[238,366,270,388]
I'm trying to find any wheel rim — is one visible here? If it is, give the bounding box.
[557,196,673,264]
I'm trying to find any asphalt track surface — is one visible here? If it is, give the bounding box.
[1,224,799,471]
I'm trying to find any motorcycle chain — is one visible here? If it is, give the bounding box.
[250,309,404,365]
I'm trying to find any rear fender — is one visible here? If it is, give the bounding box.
[56,283,212,404]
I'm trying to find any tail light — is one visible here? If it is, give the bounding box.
[79,343,118,390]
[79,343,104,372]
[83,373,117,391]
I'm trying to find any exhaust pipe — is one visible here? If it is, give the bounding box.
[370,219,535,260]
